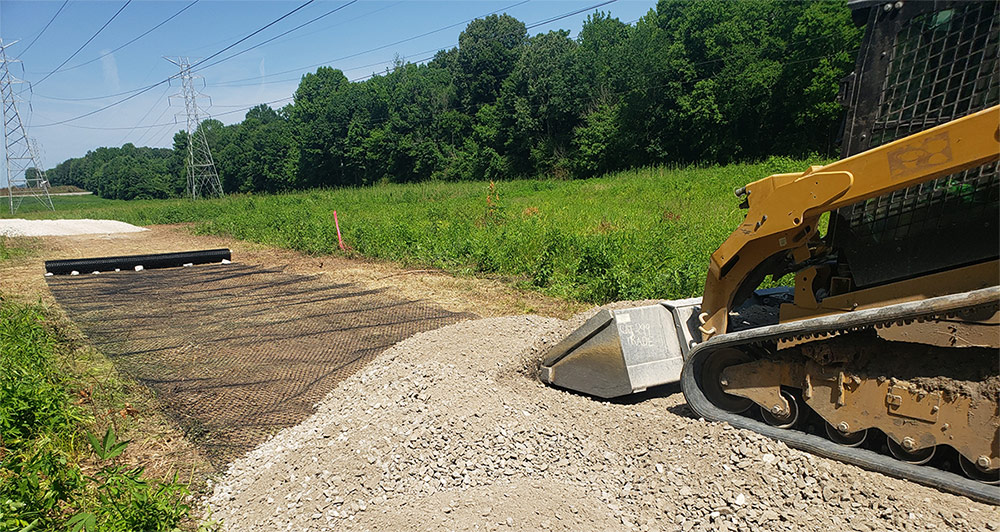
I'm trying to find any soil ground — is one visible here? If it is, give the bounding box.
[1,225,996,531]
[0,224,584,319]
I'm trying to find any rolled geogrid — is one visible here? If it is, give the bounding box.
[44,249,231,275]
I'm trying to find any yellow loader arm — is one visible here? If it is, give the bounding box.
[697,105,1000,340]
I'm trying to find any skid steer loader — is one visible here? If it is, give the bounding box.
[540,0,999,503]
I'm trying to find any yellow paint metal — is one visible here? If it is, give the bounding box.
[722,359,1000,471]
[699,105,1000,340]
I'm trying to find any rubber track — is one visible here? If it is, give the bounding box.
[680,287,1000,504]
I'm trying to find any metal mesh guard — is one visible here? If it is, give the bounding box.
[839,3,999,287]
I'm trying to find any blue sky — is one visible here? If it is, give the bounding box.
[0,0,656,169]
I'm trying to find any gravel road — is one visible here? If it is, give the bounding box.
[204,309,996,532]
[0,218,146,237]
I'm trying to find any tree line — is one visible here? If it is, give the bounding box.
[47,0,862,199]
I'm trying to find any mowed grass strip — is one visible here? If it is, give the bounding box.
[14,158,820,302]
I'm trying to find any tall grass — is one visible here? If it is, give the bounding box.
[15,158,820,302]
[0,302,196,531]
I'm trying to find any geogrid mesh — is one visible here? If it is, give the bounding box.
[47,263,474,466]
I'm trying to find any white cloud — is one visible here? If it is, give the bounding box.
[100,50,120,92]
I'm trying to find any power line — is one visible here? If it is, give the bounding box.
[54,1,201,75]
[14,0,69,59]
[47,39,854,135]
[250,1,403,52]
[213,44,450,88]
[210,0,611,89]
[210,0,532,86]
[119,84,172,146]
[32,85,154,102]
[29,0,331,102]
[526,0,616,29]
[133,104,174,145]
[193,1,358,73]
[33,0,133,88]
[49,1,845,139]
[337,0,619,81]
[32,0,325,127]
[39,0,660,132]
[186,0,317,72]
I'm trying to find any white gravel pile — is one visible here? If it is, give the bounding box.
[205,313,995,532]
[0,218,146,237]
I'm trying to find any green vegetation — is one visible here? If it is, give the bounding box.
[47,145,180,200]
[0,302,196,531]
[0,195,119,217]
[0,238,31,263]
[22,157,817,303]
[44,0,860,200]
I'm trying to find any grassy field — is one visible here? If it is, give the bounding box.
[5,157,821,302]
[1,193,119,215]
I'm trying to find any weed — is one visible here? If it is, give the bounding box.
[0,237,33,263]
[68,427,191,532]
[0,302,195,531]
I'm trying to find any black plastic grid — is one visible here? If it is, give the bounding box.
[48,263,474,467]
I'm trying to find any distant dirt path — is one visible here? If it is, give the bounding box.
[1,224,585,319]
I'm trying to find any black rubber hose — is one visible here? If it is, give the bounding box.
[45,249,231,275]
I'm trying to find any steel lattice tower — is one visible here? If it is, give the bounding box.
[166,57,223,199]
[0,39,53,214]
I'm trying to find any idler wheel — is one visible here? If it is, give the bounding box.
[886,436,935,465]
[824,422,867,447]
[700,348,753,414]
[759,389,799,429]
[958,455,1000,485]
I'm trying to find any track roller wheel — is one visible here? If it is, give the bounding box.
[886,436,935,465]
[700,348,753,414]
[824,422,867,447]
[958,455,1000,485]
[759,389,799,429]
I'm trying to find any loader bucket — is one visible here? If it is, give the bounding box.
[539,299,702,399]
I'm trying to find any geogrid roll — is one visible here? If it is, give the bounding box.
[45,249,231,274]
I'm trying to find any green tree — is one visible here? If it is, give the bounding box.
[455,14,527,109]
[501,29,585,178]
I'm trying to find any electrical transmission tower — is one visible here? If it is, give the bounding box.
[166,57,223,199]
[0,39,53,214]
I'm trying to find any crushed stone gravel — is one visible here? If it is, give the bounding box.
[204,309,997,532]
[0,218,147,237]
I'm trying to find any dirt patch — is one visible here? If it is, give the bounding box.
[1,224,585,319]
[205,313,996,532]
[798,332,1000,402]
